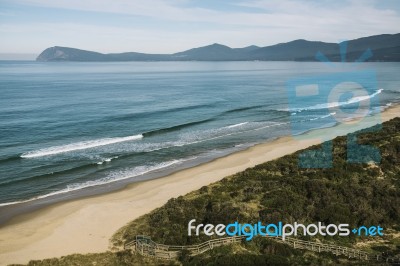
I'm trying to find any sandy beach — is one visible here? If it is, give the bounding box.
[0,105,399,265]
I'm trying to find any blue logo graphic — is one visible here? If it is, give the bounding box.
[286,42,381,168]
[188,219,384,241]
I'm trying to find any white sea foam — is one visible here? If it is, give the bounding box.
[0,157,194,207]
[25,117,331,160]
[97,156,119,165]
[21,135,143,158]
[175,121,288,147]
[375,102,394,112]
[309,112,336,121]
[285,89,383,112]
[226,122,248,128]
[19,121,280,159]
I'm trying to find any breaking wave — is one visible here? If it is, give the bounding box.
[21,134,143,158]
[0,157,194,207]
[285,89,383,112]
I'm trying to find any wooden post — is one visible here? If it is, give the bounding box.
[126,235,392,262]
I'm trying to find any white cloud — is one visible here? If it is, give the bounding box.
[0,0,399,54]
[15,0,219,22]
[13,0,400,29]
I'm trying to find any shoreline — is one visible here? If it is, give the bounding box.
[0,105,399,265]
[0,147,243,225]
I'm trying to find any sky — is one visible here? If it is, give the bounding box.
[0,0,399,59]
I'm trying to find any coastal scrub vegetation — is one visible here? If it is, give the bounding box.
[20,251,178,266]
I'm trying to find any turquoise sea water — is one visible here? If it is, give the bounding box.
[0,61,399,209]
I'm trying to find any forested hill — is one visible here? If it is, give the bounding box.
[37,33,400,62]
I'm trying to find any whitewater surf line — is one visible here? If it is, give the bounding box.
[285,89,383,113]
[21,134,143,158]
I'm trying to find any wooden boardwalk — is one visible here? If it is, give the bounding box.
[124,235,400,263]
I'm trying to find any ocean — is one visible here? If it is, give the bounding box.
[0,61,399,221]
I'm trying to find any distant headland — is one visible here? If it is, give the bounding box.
[37,33,400,62]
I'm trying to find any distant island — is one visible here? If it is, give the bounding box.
[37,33,400,62]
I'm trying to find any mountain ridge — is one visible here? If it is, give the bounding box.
[37,33,400,62]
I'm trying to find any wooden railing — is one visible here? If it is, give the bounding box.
[124,235,244,260]
[124,235,400,263]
